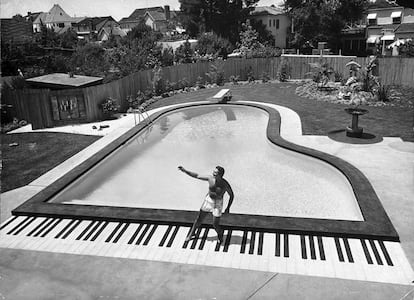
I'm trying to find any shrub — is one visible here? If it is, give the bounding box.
[196,76,205,89]
[277,57,290,82]
[307,58,334,86]
[206,61,225,86]
[229,75,240,85]
[246,66,255,82]
[152,65,165,96]
[261,71,270,83]
[377,84,391,102]
[100,97,119,118]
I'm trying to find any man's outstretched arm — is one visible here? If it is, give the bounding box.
[178,166,208,181]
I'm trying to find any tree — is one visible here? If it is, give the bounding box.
[195,32,233,59]
[396,0,414,8]
[179,0,259,44]
[284,0,368,51]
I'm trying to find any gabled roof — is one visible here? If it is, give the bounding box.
[100,26,127,37]
[251,6,284,17]
[33,4,73,24]
[75,16,116,27]
[128,6,164,20]
[146,11,167,22]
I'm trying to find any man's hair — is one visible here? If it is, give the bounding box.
[216,166,225,176]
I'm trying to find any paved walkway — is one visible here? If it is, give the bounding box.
[1,101,413,299]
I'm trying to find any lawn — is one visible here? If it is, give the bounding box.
[1,82,412,193]
[1,132,101,192]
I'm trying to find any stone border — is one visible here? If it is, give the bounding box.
[13,102,399,241]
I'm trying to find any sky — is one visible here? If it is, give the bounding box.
[0,0,284,21]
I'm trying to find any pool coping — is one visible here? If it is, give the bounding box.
[12,102,399,241]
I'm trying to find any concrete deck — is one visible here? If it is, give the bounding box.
[1,101,413,299]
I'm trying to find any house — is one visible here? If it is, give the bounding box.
[341,20,367,56]
[365,4,414,55]
[0,15,33,44]
[98,26,127,44]
[32,4,83,34]
[249,6,291,48]
[73,16,119,42]
[119,5,179,34]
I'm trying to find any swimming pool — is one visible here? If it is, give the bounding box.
[14,101,398,241]
[49,105,363,221]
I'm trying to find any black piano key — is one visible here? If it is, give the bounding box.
[33,218,56,237]
[105,222,124,243]
[223,230,232,253]
[7,216,31,235]
[257,232,264,256]
[360,239,374,264]
[343,238,354,263]
[300,235,307,259]
[334,237,345,262]
[40,218,62,238]
[28,218,50,237]
[166,226,180,248]
[214,238,222,252]
[84,221,103,241]
[13,217,36,235]
[190,227,202,249]
[317,236,326,261]
[136,224,151,245]
[240,231,248,254]
[76,220,97,240]
[159,225,173,247]
[55,219,76,239]
[62,219,82,239]
[275,233,281,257]
[309,235,317,260]
[91,221,108,241]
[369,240,383,265]
[128,224,144,245]
[0,215,18,231]
[283,234,289,258]
[113,223,131,243]
[248,231,256,255]
[378,240,393,266]
[198,228,209,250]
[143,225,158,246]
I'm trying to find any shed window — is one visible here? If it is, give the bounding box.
[276,19,279,29]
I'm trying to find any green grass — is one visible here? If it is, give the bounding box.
[1,132,101,192]
[1,82,412,193]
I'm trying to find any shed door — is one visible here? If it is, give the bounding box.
[50,92,87,123]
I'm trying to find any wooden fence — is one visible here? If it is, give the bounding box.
[2,56,413,129]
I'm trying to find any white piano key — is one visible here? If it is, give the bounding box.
[7,217,51,250]
[222,230,243,269]
[336,238,359,280]
[196,229,218,267]
[322,237,339,279]
[60,220,94,254]
[157,226,184,263]
[0,217,47,249]
[185,228,206,266]
[142,225,170,261]
[93,222,123,257]
[114,223,143,258]
[151,226,177,262]
[285,234,302,275]
[384,241,414,284]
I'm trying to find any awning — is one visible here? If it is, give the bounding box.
[366,35,380,43]
[391,11,402,18]
[367,13,377,19]
[381,34,395,41]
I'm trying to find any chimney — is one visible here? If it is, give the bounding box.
[164,5,170,20]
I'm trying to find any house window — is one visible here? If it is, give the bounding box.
[269,19,271,27]
[276,19,279,29]
[58,23,64,28]
[367,13,377,26]
[391,11,402,24]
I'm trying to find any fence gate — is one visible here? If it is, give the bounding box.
[50,90,87,125]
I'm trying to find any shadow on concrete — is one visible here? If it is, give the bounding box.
[328,129,383,144]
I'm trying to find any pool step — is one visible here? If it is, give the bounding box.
[1,216,413,285]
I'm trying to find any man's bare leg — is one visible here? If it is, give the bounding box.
[185,210,207,242]
[213,216,223,243]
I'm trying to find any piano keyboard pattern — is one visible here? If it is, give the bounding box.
[1,216,413,285]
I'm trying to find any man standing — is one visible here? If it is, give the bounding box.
[178,165,234,243]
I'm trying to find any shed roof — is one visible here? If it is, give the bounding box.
[26,73,103,89]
